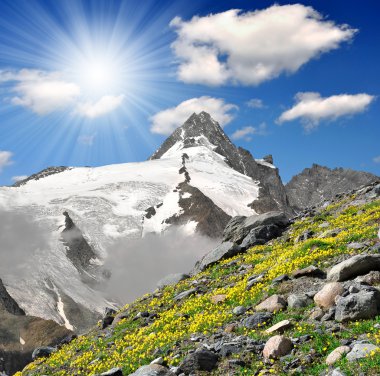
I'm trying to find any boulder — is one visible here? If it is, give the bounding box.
[157,273,189,289]
[179,349,219,373]
[327,254,380,282]
[255,295,287,313]
[240,224,283,249]
[314,282,344,309]
[326,346,351,365]
[129,364,175,375]
[292,265,325,279]
[223,212,289,245]
[263,335,293,359]
[243,312,273,329]
[193,242,242,273]
[346,343,379,361]
[287,294,313,309]
[335,288,380,322]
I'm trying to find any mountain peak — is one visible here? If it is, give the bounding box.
[149,111,232,160]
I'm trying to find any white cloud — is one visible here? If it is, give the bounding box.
[11,175,28,182]
[0,151,13,172]
[150,96,237,135]
[277,92,375,130]
[246,99,265,109]
[170,5,356,86]
[0,69,124,118]
[373,156,380,164]
[1,69,80,114]
[231,123,267,141]
[76,95,125,119]
[77,134,96,146]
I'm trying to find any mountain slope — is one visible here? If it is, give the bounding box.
[17,182,380,376]
[286,164,379,210]
[0,112,290,334]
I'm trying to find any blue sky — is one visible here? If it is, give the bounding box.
[0,0,379,185]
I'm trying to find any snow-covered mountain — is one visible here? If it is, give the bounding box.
[0,112,290,331]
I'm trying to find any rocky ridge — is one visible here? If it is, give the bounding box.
[286,164,379,211]
[17,181,380,376]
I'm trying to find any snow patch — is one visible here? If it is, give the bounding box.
[53,285,74,331]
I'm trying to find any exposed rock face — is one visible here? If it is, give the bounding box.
[61,211,98,279]
[150,111,291,216]
[0,278,25,316]
[12,166,69,187]
[0,307,71,375]
[285,164,379,210]
[165,181,231,238]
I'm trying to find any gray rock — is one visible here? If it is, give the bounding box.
[246,273,265,290]
[179,349,219,373]
[335,288,380,322]
[157,273,189,289]
[243,312,273,329]
[219,342,244,357]
[355,270,380,285]
[327,254,380,282]
[193,242,242,273]
[346,343,379,361]
[272,274,290,284]
[232,306,246,315]
[240,224,284,249]
[32,346,56,360]
[174,288,197,302]
[347,242,367,250]
[99,368,123,376]
[292,265,325,279]
[329,369,347,376]
[223,211,289,245]
[287,294,312,309]
[129,364,174,376]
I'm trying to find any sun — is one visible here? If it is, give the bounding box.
[73,55,123,96]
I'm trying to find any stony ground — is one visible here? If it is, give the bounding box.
[17,183,380,376]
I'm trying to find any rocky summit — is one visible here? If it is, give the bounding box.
[14,181,380,376]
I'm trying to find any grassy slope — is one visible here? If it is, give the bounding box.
[18,192,380,376]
